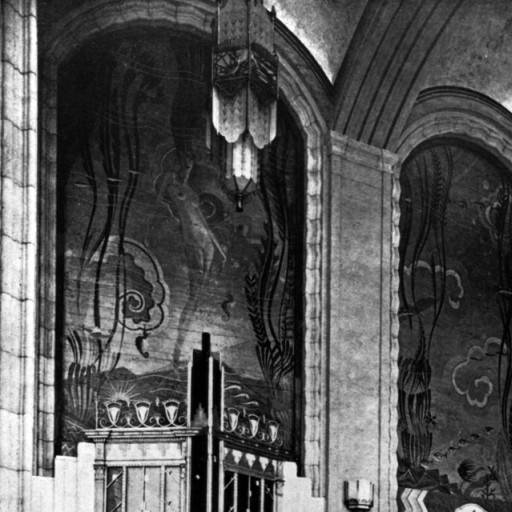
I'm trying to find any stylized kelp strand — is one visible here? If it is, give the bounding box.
[493,179,512,501]
[495,181,512,445]
[116,60,160,357]
[398,170,413,328]
[76,60,114,314]
[275,132,296,382]
[399,159,431,459]
[278,138,296,361]
[408,156,431,353]
[245,128,295,390]
[113,67,136,359]
[64,329,98,425]
[427,147,452,354]
[262,148,287,347]
[93,66,121,332]
[398,147,453,471]
[266,138,294,382]
[76,136,98,315]
[74,48,161,369]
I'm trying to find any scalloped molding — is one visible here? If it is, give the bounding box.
[396,86,512,163]
[37,0,328,499]
[397,111,512,164]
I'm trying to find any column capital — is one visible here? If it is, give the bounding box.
[329,131,401,172]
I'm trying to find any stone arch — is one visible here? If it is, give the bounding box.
[37,0,328,496]
[395,87,512,163]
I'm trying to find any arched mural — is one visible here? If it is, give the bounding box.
[397,138,512,510]
[56,29,304,458]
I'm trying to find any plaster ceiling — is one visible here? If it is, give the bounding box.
[267,0,369,82]
[424,0,512,114]
[271,0,512,120]
[38,0,512,120]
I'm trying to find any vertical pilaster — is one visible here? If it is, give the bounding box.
[36,55,57,475]
[0,0,38,510]
[327,132,400,512]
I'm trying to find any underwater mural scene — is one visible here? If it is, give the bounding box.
[398,139,512,509]
[56,29,304,458]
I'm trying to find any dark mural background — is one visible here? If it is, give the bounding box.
[56,30,304,456]
[398,139,512,507]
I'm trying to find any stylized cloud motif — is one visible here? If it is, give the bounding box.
[117,238,168,332]
[452,337,503,408]
[403,260,464,311]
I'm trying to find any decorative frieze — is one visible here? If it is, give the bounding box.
[96,397,188,429]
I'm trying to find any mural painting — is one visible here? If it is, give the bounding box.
[398,140,512,509]
[56,30,304,457]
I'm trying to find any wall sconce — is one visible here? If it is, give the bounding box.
[344,479,374,511]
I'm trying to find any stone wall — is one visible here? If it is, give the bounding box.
[327,132,400,512]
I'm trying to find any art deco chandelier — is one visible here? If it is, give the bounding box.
[212,0,279,210]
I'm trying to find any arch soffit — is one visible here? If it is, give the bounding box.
[396,87,512,168]
[41,0,327,133]
[38,0,328,495]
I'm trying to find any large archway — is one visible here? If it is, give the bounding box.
[54,25,304,457]
[36,0,327,496]
[394,88,512,510]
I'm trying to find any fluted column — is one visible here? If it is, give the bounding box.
[327,132,400,512]
[0,0,38,510]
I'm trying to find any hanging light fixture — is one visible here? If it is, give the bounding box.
[212,0,278,211]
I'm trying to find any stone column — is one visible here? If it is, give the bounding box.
[0,0,38,510]
[327,132,400,512]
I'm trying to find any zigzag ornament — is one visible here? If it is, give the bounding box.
[400,489,490,512]
[400,488,428,512]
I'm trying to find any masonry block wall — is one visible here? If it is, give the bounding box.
[0,0,38,510]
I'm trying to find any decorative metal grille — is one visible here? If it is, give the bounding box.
[104,464,186,512]
[96,398,187,429]
[106,467,123,512]
[223,471,275,512]
[223,407,283,448]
